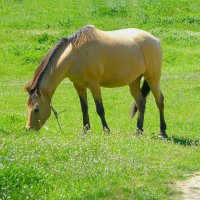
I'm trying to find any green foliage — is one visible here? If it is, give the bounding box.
[0,0,200,199]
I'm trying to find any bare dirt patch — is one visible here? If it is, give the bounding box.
[175,174,200,200]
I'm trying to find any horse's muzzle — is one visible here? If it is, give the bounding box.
[25,126,40,131]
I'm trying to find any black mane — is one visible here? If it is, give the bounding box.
[25,25,96,94]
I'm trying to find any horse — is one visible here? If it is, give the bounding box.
[25,25,167,138]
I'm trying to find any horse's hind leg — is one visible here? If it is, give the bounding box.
[147,80,167,138]
[131,79,150,118]
[129,76,146,133]
[88,80,109,133]
[73,83,90,131]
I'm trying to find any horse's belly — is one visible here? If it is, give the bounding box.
[100,79,132,87]
[100,67,143,88]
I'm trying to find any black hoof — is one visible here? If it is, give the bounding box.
[159,131,168,139]
[135,128,143,134]
[83,124,90,133]
[103,127,110,134]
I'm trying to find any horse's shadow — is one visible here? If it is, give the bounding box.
[167,136,200,147]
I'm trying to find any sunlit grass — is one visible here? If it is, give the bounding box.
[0,0,200,199]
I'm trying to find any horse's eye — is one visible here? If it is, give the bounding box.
[34,108,39,113]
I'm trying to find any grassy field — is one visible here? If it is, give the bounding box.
[0,0,200,199]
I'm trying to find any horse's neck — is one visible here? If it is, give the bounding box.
[40,43,73,99]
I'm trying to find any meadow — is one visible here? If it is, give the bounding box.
[0,0,200,199]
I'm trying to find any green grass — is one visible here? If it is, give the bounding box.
[0,0,200,199]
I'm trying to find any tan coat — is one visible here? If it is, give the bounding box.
[26,25,167,138]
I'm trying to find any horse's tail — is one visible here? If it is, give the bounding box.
[130,79,150,118]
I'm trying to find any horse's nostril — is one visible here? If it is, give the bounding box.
[25,125,41,131]
[26,126,31,130]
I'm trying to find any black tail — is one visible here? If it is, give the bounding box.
[130,79,150,118]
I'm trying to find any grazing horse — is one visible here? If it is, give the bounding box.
[25,25,167,138]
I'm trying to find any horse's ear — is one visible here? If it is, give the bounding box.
[28,88,40,98]
[25,82,31,93]
[36,89,41,96]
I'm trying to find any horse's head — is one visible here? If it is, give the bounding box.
[26,89,51,130]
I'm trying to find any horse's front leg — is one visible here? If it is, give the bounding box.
[88,81,110,133]
[73,83,90,131]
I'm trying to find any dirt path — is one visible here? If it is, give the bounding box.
[175,174,200,200]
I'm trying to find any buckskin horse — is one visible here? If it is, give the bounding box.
[25,25,167,138]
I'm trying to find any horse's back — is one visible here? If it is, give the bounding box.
[67,26,162,87]
[98,27,162,69]
[97,28,162,86]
